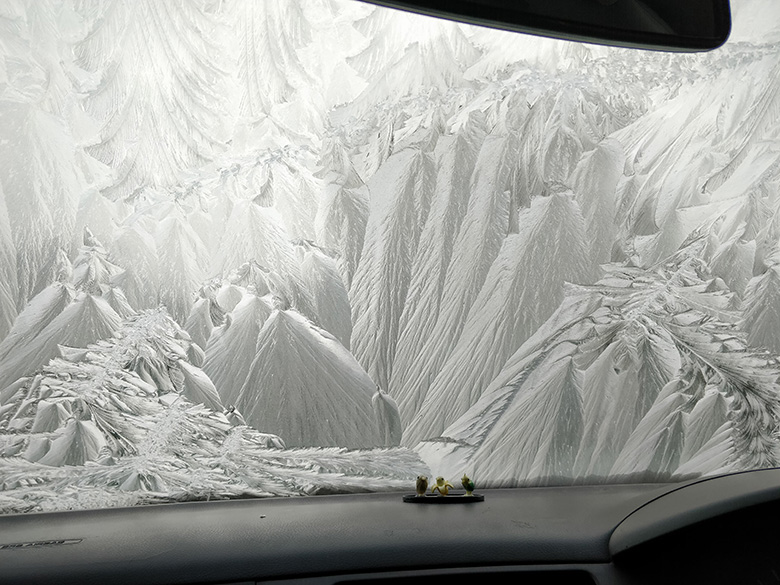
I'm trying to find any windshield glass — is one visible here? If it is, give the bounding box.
[1,0,779,514]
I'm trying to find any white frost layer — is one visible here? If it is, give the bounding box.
[300,247,352,349]
[391,134,515,427]
[389,132,480,425]
[0,282,74,362]
[236,309,400,448]
[204,293,273,406]
[350,147,436,389]
[404,191,596,446]
[0,292,121,390]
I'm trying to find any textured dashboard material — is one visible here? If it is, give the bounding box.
[0,484,669,585]
[4,473,780,585]
[609,468,780,554]
[613,493,780,584]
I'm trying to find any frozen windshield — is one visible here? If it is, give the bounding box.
[1,0,779,514]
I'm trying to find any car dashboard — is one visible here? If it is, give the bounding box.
[1,468,778,585]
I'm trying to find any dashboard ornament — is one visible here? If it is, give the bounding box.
[431,476,454,496]
[404,475,484,503]
[462,474,475,496]
[415,475,429,496]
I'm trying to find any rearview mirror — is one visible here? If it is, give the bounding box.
[359,0,732,52]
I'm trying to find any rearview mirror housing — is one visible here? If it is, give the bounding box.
[359,0,732,52]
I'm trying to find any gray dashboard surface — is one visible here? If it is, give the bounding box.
[609,467,780,555]
[0,484,670,585]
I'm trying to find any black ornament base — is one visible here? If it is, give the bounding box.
[402,493,484,503]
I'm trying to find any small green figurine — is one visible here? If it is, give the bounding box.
[461,473,475,496]
[431,476,453,496]
[415,475,428,497]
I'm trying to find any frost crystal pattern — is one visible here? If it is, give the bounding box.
[2,0,780,513]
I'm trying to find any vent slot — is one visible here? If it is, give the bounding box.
[337,570,595,585]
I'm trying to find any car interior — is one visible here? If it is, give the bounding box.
[2,468,780,584]
[2,0,780,584]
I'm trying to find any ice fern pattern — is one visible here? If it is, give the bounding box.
[2,0,780,513]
